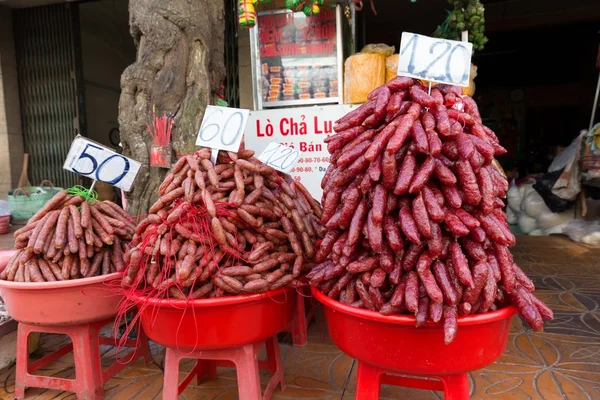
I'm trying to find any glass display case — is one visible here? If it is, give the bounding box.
[250,6,346,109]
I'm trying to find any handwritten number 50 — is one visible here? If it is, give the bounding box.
[73,143,130,185]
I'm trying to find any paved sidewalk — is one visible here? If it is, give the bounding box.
[0,236,598,399]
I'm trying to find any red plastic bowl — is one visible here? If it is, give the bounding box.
[129,287,296,351]
[0,250,123,326]
[312,287,517,375]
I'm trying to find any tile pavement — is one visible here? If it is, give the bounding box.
[0,235,598,399]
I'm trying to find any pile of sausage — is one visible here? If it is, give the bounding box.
[309,77,552,343]
[2,191,133,282]
[121,148,324,299]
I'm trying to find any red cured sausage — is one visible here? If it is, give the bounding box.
[416,252,443,304]
[372,184,387,224]
[434,159,457,185]
[385,114,415,155]
[456,160,481,205]
[444,212,470,237]
[399,207,421,245]
[422,185,445,222]
[454,209,480,230]
[408,156,436,194]
[386,76,415,91]
[383,215,404,253]
[374,86,391,120]
[365,118,403,161]
[449,242,474,287]
[494,243,516,293]
[421,111,436,131]
[427,129,442,156]
[441,185,463,209]
[382,149,398,190]
[457,134,475,160]
[431,105,451,136]
[404,271,420,314]
[402,243,425,272]
[433,260,458,305]
[394,153,416,195]
[428,222,443,257]
[410,85,438,108]
[367,210,384,253]
[412,194,432,239]
[411,120,429,154]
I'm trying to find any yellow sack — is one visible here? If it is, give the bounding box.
[463,63,477,96]
[361,44,395,58]
[385,54,399,83]
[344,53,385,104]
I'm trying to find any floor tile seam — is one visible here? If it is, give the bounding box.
[339,359,356,398]
[549,369,597,400]
[523,327,568,399]
[107,372,164,399]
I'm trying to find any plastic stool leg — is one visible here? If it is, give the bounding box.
[195,360,218,384]
[291,289,308,346]
[439,373,470,400]
[264,336,285,398]
[14,324,30,400]
[162,349,181,400]
[264,337,279,376]
[137,327,153,365]
[233,344,262,400]
[356,362,382,400]
[72,323,104,400]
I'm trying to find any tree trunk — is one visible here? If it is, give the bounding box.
[118,0,225,215]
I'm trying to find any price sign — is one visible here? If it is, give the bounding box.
[196,105,249,152]
[398,32,472,87]
[63,136,141,191]
[257,143,302,174]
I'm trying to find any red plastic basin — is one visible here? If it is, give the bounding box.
[129,287,296,351]
[312,287,517,376]
[0,250,123,326]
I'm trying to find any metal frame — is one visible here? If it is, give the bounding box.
[250,5,346,110]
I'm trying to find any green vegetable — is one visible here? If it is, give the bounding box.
[433,0,488,52]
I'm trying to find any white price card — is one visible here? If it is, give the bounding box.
[257,143,302,174]
[196,105,249,152]
[398,32,473,87]
[63,136,141,192]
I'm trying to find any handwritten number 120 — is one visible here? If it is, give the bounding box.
[400,34,469,85]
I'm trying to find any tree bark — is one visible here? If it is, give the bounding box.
[118,0,225,215]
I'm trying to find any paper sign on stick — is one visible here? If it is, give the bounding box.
[63,136,141,191]
[257,143,302,174]
[398,32,473,87]
[196,105,249,152]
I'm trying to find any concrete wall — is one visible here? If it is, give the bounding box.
[0,6,24,200]
[79,0,134,148]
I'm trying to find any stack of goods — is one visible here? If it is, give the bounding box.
[121,148,324,299]
[506,181,572,236]
[263,65,283,103]
[344,44,392,104]
[310,77,552,343]
[2,190,134,282]
[263,65,337,102]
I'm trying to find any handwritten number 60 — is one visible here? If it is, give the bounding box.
[200,110,244,147]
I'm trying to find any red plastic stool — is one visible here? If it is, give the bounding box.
[14,318,152,400]
[284,286,316,346]
[356,362,469,400]
[162,335,285,400]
